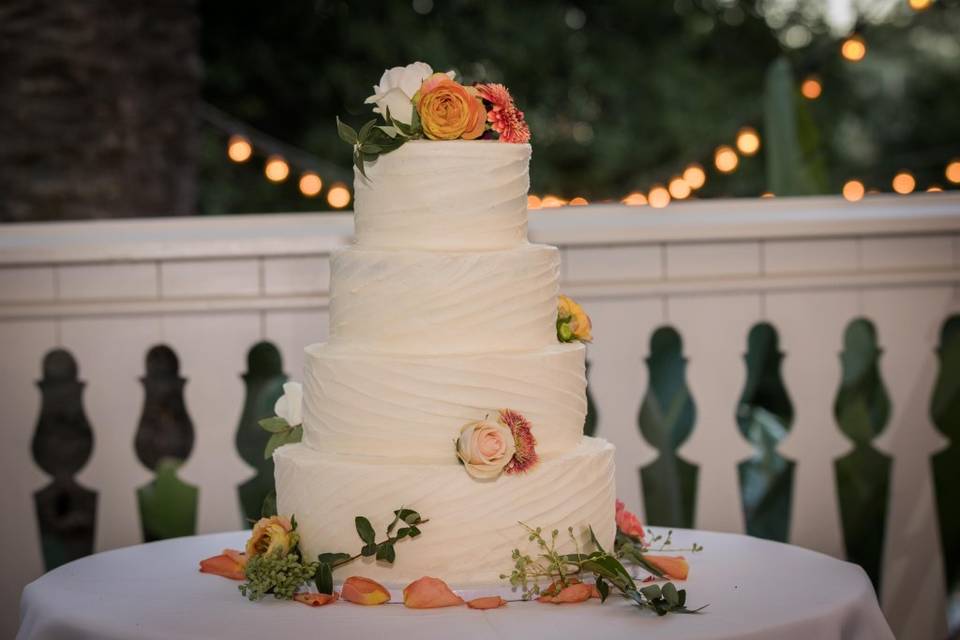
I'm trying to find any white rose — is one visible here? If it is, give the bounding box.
[364,61,454,125]
[456,420,516,480]
[273,381,303,427]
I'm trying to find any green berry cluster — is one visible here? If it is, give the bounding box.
[238,551,318,601]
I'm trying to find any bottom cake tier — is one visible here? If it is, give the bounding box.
[274,437,616,586]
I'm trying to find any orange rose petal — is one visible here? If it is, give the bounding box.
[341,576,391,605]
[403,576,464,609]
[645,555,689,580]
[537,582,593,604]
[467,596,507,610]
[294,592,339,607]
[222,548,247,567]
[198,553,245,580]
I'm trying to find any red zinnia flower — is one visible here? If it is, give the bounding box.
[499,408,538,473]
[475,83,531,144]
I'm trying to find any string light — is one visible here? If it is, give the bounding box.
[569,196,588,206]
[909,0,932,10]
[800,76,822,100]
[714,145,739,173]
[264,155,290,182]
[648,185,671,209]
[541,195,567,208]
[841,35,867,62]
[527,195,543,209]
[668,176,692,200]
[298,172,322,197]
[842,179,865,202]
[760,192,775,198]
[946,160,960,184]
[927,186,943,192]
[327,183,351,208]
[683,163,706,189]
[736,127,761,156]
[892,171,916,194]
[622,192,648,206]
[227,135,253,163]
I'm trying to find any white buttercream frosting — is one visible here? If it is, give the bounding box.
[275,437,616,586]
[301,341,586,462]
[329,243,559,354]
[353,140,531,251]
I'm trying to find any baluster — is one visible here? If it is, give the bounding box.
[32,349,97,570]
[236,341,287,525]
[736,322,795,542]
[834,318,891,593]
[584,359,598,437]
[134,345,198,542]
[932,314,960,596]
[638,326,698,528]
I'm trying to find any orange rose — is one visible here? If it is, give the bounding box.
[615,500,645,540]
[245,515,294,558]
[414,73,486,140]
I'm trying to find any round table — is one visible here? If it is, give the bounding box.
[18,528,893,640]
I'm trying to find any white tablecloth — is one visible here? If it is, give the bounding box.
[18,528,893,640]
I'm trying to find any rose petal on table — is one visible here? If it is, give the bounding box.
[222,549,247,567]
[541,578,580,597]
[403,576,464,609]
[198,552,246,580]
[537,582,593,604]
[341,576,391,605]
[645,555,689,580]
[467,596,507,609]
[294,592,339,607]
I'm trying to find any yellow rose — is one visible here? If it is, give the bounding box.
[414,73,486,140]
[245,515,295,558]
[557,295,592,343]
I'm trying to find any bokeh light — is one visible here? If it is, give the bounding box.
[927,186,943,192]
[264,155,290,182]
[648,185,671,209]
[541,195,567,208]
[736,127,761,156]
[841,35,867,62]
[946,160,960,184]
[909,0,932,10]
[527,195,542,209]
[622,192,648,206]
[668,176,692,200]
[327,183,351,208]
[683,163,706,189]
[298,172,322,197]
[842,179,865,202]
[569,196,588,206]
[800,76,822,100]
[892,171,916,195]
[227,135,252,163]
[714,145,739,173]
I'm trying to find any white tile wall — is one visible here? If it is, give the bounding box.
[666,241,760,279]
[861,235,954,271]
[263,256,330,295]
[160,259,260,298]
[564,245,662,283]
[764,239,859,275]
[0,267,56,302]
[57,263,158,300]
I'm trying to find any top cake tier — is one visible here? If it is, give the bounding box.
[353,140,531,251]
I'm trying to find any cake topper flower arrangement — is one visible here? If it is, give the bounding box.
[337,61,531,176]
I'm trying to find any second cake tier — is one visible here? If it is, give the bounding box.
[302,341,587,461]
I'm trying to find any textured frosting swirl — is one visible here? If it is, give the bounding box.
[301,341,586,461]
[275,437,615,586]
[329,243,559,354]
[353,140,531,251]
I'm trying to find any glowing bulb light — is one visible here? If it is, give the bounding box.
[841,35,866,62]
[801,76,822,100]
[892,171,916,195]
[842,179,865,202]
[736,127,761,156]
[946,160,960,184]
[540,195,567,208]
[527,195,542,209]
[264,155,290,182]
[909,0,932,10]
[683,163,706,189]
[327,183,351,208]
[569,196,588,206]
[714,145,739,173]
[227,135,253,163]
[760,192,775,198]
[648,185,671,209]
[622,192,647,206]
[298,172,322,197]
[927,186,943,192]
[668,176,691,200]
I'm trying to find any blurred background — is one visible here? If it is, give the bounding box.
[1,0,959,222]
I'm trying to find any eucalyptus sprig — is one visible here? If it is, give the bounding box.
[614,529,704,578]
[312,508,428,594]
[504,523,705,616]
[336,109,420,178]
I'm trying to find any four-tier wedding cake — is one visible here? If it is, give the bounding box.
[274,63,616,586]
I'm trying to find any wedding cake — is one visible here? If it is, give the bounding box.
[273,63,616,586]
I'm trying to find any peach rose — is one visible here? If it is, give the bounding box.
[245,515,294,558]
[456,419,516,479]
[615,500,645,540]
[341,576,391,605]
[414,73,486,140]
[557,294,592,343]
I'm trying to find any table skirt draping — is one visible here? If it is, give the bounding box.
[18,528,893,640]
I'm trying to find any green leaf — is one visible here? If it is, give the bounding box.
[359,144,383,154]
[260,490,277,518]
[316,552,351,566]
[375,542,396,563]
[396,527,409,539]
[407,526,421,538]
[258,416,289,433]
[640,584,662,601]
[315,562,333,595]
[263,425,302,459]
[336,117,358,144]
[358,118,377,142]
[355,516,376,544]
[361,543,378,557]
[662,582,680,607]
[354,149,367,178]
[596,578,609,603]
[589,526,607,554]
[394,509,422,525]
